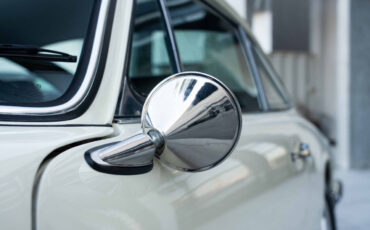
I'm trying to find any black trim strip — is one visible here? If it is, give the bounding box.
[85,143,153,175]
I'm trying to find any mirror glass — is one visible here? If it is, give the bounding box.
[141,72,242,172]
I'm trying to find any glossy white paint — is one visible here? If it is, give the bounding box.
[0,0,133,126]
[0,126,113,230]
[37,110,328,230]
[0,0,332,229]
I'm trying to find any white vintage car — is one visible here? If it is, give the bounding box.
[0,0,341,229]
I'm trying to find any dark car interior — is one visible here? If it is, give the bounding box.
[129,0,261,112]
[0,0,94,104]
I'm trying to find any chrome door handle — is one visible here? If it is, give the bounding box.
[291,143,311,160]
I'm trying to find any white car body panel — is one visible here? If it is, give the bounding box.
[36,111,327,230]
[0,0,332,229]
[0,126,113,230]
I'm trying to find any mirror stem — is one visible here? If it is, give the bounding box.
[86,130,164,175]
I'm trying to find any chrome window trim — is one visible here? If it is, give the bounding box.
[192,1,267,112]
[158,0,183,72]
[252,45,292,106]
[116,0,270,119]
[0,0,111,116]
[115,0,181,117]
[238,25,269,111]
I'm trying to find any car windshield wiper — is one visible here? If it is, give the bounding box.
[0,44,77,62]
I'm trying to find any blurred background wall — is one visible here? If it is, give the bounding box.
[226,0,370,169]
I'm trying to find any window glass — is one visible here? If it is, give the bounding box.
[128,0,176,97]
[166,0,261,112]
[0,0,95,105]
[252,45,290,110]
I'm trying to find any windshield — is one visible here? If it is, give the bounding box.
[0,0,96,105]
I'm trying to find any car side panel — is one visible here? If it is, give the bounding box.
[0,126,113,230]
[291,118,330,229]
[37,111,322,230]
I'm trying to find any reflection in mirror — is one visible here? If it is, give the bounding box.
[88,72,242,174]
[142,72,242,171]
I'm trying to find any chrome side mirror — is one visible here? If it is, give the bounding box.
[86,72,242,174]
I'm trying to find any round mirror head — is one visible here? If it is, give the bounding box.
[142,72,242,172]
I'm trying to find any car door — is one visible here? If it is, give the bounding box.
[250,42,325,229]
[36,0,314,229]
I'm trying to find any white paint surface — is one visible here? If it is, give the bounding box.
[225,0,247,18]
[252,11,273,53]
[37,112,326,230]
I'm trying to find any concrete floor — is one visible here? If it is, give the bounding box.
[336,170,370,230]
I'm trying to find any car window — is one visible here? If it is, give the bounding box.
[0,0,95,105]
[128,0,177,97]
[165,0,261,112]
[252,45,290,110]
